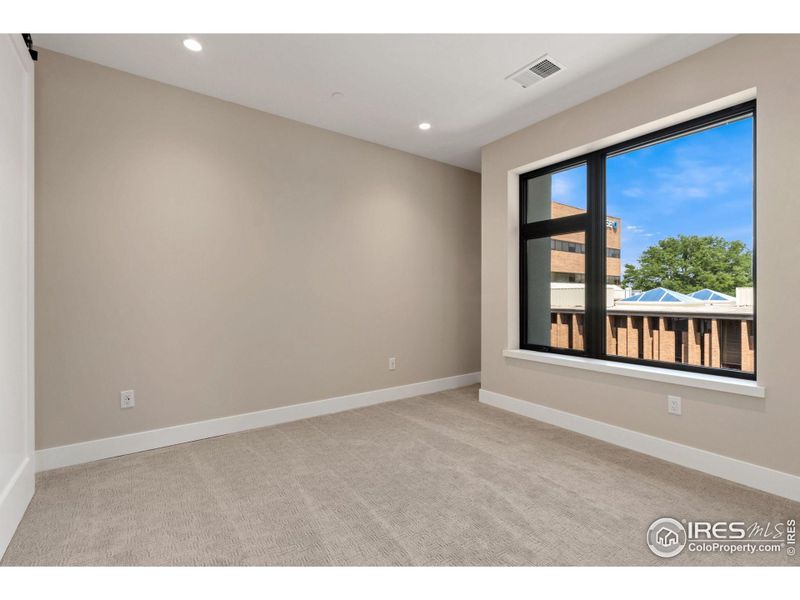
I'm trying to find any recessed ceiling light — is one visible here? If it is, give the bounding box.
[418,122,431,131]
[183,38,202,52]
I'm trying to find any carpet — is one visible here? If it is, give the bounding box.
[3,385,798,565]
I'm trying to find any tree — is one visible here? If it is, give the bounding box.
[622,235,752,295]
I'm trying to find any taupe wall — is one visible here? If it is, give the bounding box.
[482,35,800,477]
[35,50,481,450]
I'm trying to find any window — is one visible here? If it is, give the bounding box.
[519,101,755,379]
[521,162,589,353]
[550,239,621,260]
[552,272,586,284]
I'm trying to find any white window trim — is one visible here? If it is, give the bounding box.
[505,90,761,399]
[503,348,765,398]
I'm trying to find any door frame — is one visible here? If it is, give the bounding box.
[0,33,35,559]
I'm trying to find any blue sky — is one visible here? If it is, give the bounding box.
[550,116,754,266]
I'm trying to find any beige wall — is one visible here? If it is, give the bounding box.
[35,50,481,450]
[482,35,800,476]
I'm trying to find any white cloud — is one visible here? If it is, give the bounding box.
[551,177,572,198]
[622,187,644,198]
[651,158,752,202]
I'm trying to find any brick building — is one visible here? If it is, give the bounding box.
[549,286,755,373]
[550,202,621,285]
[544,201,753,373]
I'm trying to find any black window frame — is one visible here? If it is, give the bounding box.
[519,100,756,380]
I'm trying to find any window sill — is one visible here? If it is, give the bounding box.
[502,349,765,398]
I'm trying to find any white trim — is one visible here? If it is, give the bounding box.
[508,89,757,177]
[35,372,481,472]
[502,349,765,398]
[479,388,800,503]
[0,34,35,561]
[505,90,761,383]
[0,457,34,559]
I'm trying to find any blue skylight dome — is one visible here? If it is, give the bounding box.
[619,287,700,303]
[688,288,735,302]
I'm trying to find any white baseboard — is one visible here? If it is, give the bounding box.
[0,456,34,559]
[35,372,481,472]
[479,388,800,503]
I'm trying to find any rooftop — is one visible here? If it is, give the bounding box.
[689,289,736,302]
[618,287,701,304]
[550,285,754,317]
[611,286,752,317]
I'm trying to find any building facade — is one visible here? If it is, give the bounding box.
[549,289,755,374]
[545,201,753,374]
[550,202,621,285]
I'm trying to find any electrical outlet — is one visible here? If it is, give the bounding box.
[667,395,681,416]
[120,390,135,409]
[388,357,396,371]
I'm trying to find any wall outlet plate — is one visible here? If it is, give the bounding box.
[120,390,135,409]
[389,357,396,370]
[667,395,681,415]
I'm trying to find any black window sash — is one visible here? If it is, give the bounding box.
[520,157,593,356]
[518,99,756,380]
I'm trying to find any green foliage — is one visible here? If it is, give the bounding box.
[622,235,752,295]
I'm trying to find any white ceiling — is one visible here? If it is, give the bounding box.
[34,34,732,172]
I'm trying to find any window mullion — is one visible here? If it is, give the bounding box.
[521,214,588,240]
[585,151,606,359]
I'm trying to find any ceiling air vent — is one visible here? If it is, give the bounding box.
[506,55,565,88]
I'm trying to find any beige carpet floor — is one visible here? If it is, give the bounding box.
[3,384,798,566]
